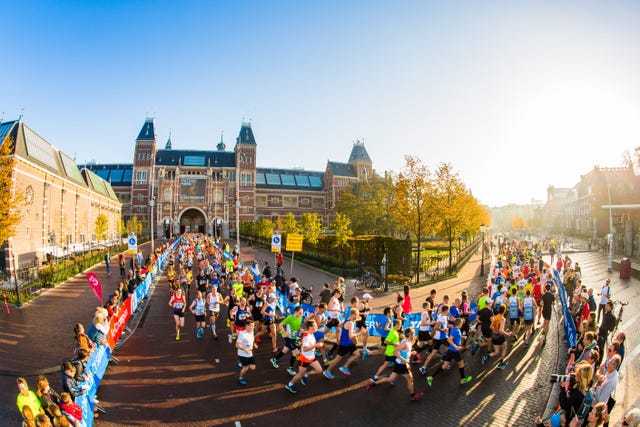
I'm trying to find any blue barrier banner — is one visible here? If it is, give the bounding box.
[79,344,111,425]
[554,269,577,348]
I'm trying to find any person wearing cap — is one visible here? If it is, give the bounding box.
[357,294,373,359]
[597,279,612,323]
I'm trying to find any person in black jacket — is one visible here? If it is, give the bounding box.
[558,361,593,426]
[597,301,616,363]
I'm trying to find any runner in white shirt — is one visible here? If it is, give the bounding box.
[206,286,223,339]
[285,320,324,394]
[236,320,256,385]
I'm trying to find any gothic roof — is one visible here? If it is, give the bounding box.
[348,141,371,163]
[236,122,256,145]
[327,161,357,178]
[0,119,119,202]
[137,118,156,141]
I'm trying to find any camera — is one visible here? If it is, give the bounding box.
[550,374,571,383]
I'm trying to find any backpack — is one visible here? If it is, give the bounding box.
[574,388,594,420]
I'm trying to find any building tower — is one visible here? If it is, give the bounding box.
[131,118,157,237]
[234,122,257,239]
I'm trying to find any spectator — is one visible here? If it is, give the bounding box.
[319,282,332,304]
[34,414,52,427]
[558,361,593,426]
[59,392,83,426]
[622,408,640,427]
[16,377,43,419]
[49,404,72,427]
[593,355,621,417]
[21,404,36,427]
[401,285,412,314]
[73,323,94,355]
[35,375,60,420]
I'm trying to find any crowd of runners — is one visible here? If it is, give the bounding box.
[158,232,633,422]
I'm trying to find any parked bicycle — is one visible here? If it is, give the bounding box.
[612,299,629,336]
[354,270,385,292]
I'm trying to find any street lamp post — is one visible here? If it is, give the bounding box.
[607,183,613,273]
[149,198,156,254]
[480,224,486,277]
[383,245,389,293]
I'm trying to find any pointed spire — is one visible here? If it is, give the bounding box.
[165,129,172,149]
[217,130,226,151]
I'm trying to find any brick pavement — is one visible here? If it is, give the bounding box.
[92,246,562,427]
[5,242,639,426]
[0,242,158,427]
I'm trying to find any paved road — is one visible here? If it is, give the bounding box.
[95,247,559,427]
[3,245,638,426]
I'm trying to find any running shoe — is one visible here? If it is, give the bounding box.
[228,334,233,344]
[497,362,508,370]
[370,375,378,382]
[389,380,396,386]
[301,375,308,386]
[410,391,424,401]
[471,342,479,356]
[460,376,472,385]
[270,358,279,369]
[339,366,351,376]
[273,346,279,353]
[323,359,331,366]
[481,354,489,365]
[287,367,297,376]
[322,370,335,380]
[176,332,180,341]
[426,376,433,387]
[418,366,427,376]
[361,349,369,360]
[238,378,247,385]
[285,384,298,394]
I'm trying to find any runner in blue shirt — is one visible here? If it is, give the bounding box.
[427,318,472,386]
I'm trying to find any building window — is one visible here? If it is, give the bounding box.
[214,189,223,203]
[256,195,267,207]
[135,170,147,184]
[80,233,85,243]
[283,196,297,208]
[163,188,172,202]
[312,198,324,209]
[241,172,253,187]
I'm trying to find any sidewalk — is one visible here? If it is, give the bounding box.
[0,241,157,427]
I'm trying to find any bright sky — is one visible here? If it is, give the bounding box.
[2,1,639,207]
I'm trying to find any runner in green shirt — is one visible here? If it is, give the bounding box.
[369,320,403,383]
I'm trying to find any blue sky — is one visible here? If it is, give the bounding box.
[2,1,640,206]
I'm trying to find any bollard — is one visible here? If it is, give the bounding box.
[3,293,9,314]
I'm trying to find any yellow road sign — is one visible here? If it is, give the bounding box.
[286,234,303,252]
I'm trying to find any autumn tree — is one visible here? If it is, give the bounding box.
[337,173,396,235]
[432,163,479,273]
[330,212,353,249]
[392,156,436,283]
[254,218,275,240]
[94,213,109,241]
[127,215,143,236]
[299,212,324,245]
[276,212,299,236]
[0,136,23,244]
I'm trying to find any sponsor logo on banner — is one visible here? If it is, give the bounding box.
[107,298,132,349]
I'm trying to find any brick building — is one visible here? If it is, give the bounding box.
[0,119,121,273]
[87,118,374,239]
